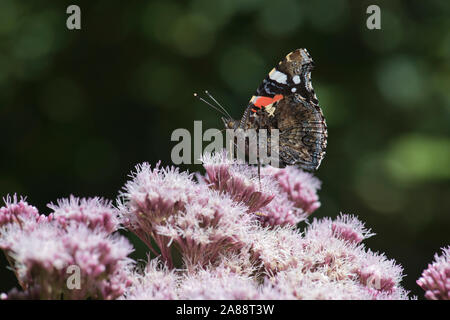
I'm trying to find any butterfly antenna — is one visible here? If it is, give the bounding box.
[193,93,229,118]
[204,90,232,120]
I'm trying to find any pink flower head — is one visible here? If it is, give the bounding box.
[262,268,409,300]
[201,151,275,213]
[1,220,133,299]
[1,222,72,283]
[302,217,406,298]
[355,250,404,294]
[301,220,361,281]
[63,225,133,280]
[331,214,374,244]
[121,259,178,300]
[62,225,134,299]
[178,267,262,300]
[118,162,200,258]
[266,166,321,215]
[257,192,306,227]
[156,190,255,269]
[248,225,303,275]
[0,194,50,228]
[307,214,374,245]
[262,269,371,300]
[214,249,256,276]
[48,196,119,233]
[417,246,450,300]
[119,162,199,225]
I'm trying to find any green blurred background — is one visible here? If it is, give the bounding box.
[0,0,449,298]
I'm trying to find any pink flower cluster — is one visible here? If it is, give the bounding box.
[0,195,133,300]
[417,246,450,300]
[0,195,48,228]
[1,150,447,299]
[120,215,410,300]
[116,151,411,300]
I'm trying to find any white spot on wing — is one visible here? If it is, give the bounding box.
[291,87,297,92]
[292,75,300,84]
[269,69,288,84]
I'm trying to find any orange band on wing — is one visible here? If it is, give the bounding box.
[253,94,283,108]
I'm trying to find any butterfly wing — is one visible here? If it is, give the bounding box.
[273,95,327,170]
[240,49,327,170]
[255,48,317,101]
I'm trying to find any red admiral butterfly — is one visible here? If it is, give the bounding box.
[223,49,327,171]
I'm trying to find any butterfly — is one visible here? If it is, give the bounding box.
[222,49,327,171]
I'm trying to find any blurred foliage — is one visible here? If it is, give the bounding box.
[0,0,449,298]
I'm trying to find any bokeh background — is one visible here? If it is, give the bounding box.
[0,0,449,298]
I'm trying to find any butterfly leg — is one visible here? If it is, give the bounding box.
[255,116,262,190]
[257,156,261,191]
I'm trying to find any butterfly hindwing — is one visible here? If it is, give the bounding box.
[274,95,327,170]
